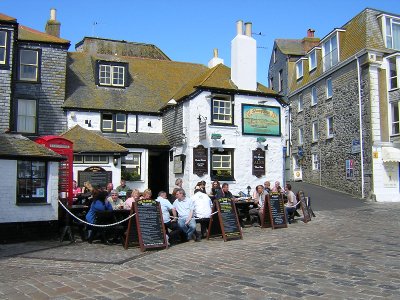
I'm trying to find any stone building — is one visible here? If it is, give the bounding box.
[285,8,400,202]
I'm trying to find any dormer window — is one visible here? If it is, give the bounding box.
[96,60,128,87]
[322,33,339,71]
[309,49,317,71]
[384,16,400,50]
[296,60,304,80]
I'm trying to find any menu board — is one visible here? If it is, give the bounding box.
[193,145,208,176]
[124,207,139,249]
[252,148,265,177]
[78,167,112,189]
[134,199,167,251]
[207,198,242,241]
[267,192,287,229]
[261,195,272,228]
[297,191,311,223]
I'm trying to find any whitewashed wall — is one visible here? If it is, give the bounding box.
[0,160,59,223]
[169,91,285,196]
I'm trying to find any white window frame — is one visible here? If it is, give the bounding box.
[99,64,125,87]
[309,49,317,71]
[17,160,47,204]
[388,56,399,90]
[391,101,400,136]
[121,152,141,181]
[102,113,127,132]
[326,116,334,138]
[211,148,234,181]
[212,97,232,124]
[296,60,304,79]
[0,30,7,64]
[311,86,318,106]
[312,121,319,142]
[312,153,319,170]
[384,16,400,50]
[17,99,36,133]
[115,113,127,132]
[19,49,39,81]
[278,70,283,92]
[298,127,304,145]
[84,155,109,164]
[298,93,303,112]
[322,33,339,71]
[326,77,333,99]
[102,113,114,131]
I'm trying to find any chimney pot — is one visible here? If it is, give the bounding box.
[245,22,252,37]
[50,8,56,21]
[307,28,315,38]
[236,20,243,35]
[46,8,61,37]
[213,48,218,58]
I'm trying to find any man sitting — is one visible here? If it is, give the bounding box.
[108,189,124,210]
[172,188,198,242]
[284,183,298,224]
[156,191,181,244]
[192,189,212,238]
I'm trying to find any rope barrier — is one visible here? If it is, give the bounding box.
[170,211,219,220]
[58,200,136,228]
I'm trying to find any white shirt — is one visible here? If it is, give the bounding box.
[192,192,212,219]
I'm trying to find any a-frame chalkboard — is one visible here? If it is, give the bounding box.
[207,198,242,241]
[297,191,311,223]
[124,206,139,249]
[261,194,272,228]
[267,192,288,229]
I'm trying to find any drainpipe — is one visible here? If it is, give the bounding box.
[356,56,365,199]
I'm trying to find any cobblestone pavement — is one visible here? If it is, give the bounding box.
[0,202,399,299]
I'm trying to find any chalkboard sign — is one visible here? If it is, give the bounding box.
[207,198,242,241]
[124,206,139,249]
[134,199,167,251]
[78,166,112,189]
[297,191,311,223]
[193,145,208,176]
[252,148,265,177]
[261,194,272,228]
[267,192,287,229]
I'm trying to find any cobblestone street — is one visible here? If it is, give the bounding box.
[0,201,399,299]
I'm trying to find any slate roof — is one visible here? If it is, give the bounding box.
[275,38,320,56]
[61,125,129,154]
[0,133,63,160]
[100,132,170,148]
[18,25,70,44]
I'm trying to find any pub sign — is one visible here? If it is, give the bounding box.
[252,148,266,177]
[193,145,208,176]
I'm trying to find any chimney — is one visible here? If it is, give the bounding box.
[208,48,224,68]
[231,20,257,91]
[307,29,315,38]
[45,8,61,38]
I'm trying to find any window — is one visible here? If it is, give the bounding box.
[312,121,319,142]
[19,49,39,81]
[17,99,36,133]
[327,116,334,138]
[388,57,398,90]
[385,17,400,50]
[296,60,303,79]
[17,160,47,204]
[309,50,317,71]
[269,77,273,90]
[298,127,304,145]
[278,70,283,92]
[73,155,83,163]
[312,153,319,170]
[101,113,127,132]
[326,78,333,99]
[273,48,277,63]
[83,155,109,163]
[121,153,141,181]
[211,148,234,181]
[0,30,7,65]
[311,86,318,106]
[298,93,303,112]
[212,96,233,124]
[322,34,338,71]
[391,101,399,135]
[97,61,127,87]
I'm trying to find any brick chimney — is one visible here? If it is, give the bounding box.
[45,8,60,37]
[307,29,315,38]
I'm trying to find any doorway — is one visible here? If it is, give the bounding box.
[148,149,169,195]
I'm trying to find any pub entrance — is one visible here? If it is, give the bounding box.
[148,149,169,195]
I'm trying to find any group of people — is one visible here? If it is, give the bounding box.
[73,177,300,245]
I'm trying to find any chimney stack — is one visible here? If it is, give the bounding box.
[245,22,252,37]
[307,29,315,38]
[208,48,224,68]
[45,8,61,38]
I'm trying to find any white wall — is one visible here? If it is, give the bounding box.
[0,160,59,223]
[125,148,148,192]
[169,92,285,196]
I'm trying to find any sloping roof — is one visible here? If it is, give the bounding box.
[275,39,306,56]
[0,13,17,23]
[61,125,129,153]
[18,25,70,44]
[63,52,208,113]
[0,133,63,160]
[100,132,170,148]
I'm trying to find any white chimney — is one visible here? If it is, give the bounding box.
[50,8,56,21]
[231,20,257,91]
[208,48,224,68]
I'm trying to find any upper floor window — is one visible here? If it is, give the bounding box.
[121,153,141,181]
[73,155,109,163]
[296,60,303,79]
[311,86,318,106]
[326,78,333,99]
[326,116,334,138]
[388,56,398,90]
[19,49,39,81]
[212,96,233,125]
[298,127,304,145]
[211,148,234,181]
[0,31,8,65]
[312,153,319,170]
[273,48,277,63]
[385,17,400,50]
[17,160,47,204]
[278,70,283,92]
[96,61,127,87]
[391,101,399,135]
[101,113,127,132]
[309,49,317,71]
[298,93,303,112]
[16,99,36,134]
[312,121,319,142]
[322,34,338,71]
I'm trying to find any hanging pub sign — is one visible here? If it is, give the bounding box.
[199,120,207,141]
[193,145,208,176]
[252,148,265,177]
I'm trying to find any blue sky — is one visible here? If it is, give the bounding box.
[2,0,400,86]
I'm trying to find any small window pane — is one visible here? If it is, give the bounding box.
[19,50,38,81]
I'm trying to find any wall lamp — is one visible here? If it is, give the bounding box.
[113,157,119,166]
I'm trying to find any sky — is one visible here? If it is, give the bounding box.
[2,0,400,86]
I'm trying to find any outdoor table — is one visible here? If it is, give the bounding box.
[59,204,89,242]
[234,198,255,226]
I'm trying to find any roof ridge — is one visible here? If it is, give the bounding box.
[197,64,222,86]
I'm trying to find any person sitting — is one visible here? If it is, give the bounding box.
[209,180,221,200]
[271,180,283,193]
[249,185,266,226]
[156,191,180,245]
[108,189,124,210]
[194,181,207,194]
[85,187,113,244]
[140,189,152,200]
[172,188,198,242]
[116,179,130,198]
[284,183,298,224]
[106,182,114,197]
[124,189,140,210]
[192,188,212,238]
[263,181,271,194]
[72,180,81,198]
[215,182,233,200]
